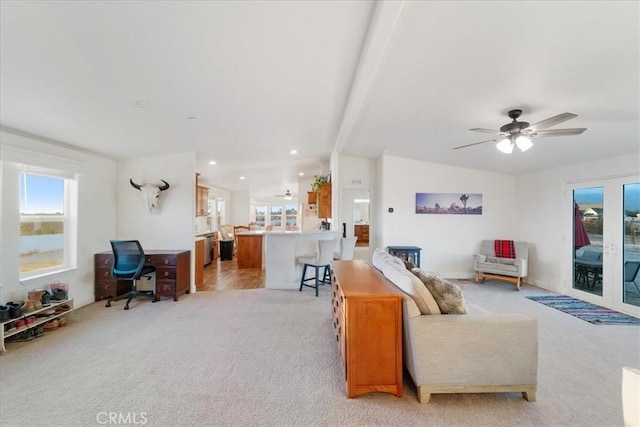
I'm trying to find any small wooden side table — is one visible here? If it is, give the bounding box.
[387,246,422,268]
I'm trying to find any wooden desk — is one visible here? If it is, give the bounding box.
[236,233,263,269]
[94,250,191,302]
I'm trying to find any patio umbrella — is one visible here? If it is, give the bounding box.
[574,202,591,249]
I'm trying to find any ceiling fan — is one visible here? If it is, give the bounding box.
[453,109,587,153]
[275,190,296,200]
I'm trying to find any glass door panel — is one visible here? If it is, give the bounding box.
[568,177,640,315]
[623,183,640,307]
[573,187,603,296]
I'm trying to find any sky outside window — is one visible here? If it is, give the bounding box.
[20,174,64,214]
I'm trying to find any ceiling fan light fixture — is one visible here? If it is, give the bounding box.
[515,135,533,152]
[496,138,514,154]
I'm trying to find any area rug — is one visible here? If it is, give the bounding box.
[526,295,640,325]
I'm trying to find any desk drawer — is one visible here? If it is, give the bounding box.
[148,255,177,266]
[95,267,113,281]
[156,268,176,280]
[95,254,113,267]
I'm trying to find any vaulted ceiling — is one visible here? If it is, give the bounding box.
[1,1,638,200]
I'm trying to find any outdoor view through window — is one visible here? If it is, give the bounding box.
[19,173,65,275]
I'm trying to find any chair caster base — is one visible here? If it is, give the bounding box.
[105,301,111,307]
[124,305,130,310]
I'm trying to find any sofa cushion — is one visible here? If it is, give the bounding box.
[372,249,440,315]
[411,268,467,314]
[476,260,519,274]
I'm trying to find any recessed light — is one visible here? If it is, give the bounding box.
[290,149,297,155]
[208,161,217,165]
[240,176,246,180]
[299,172,304,176]
[186,116,198,121]
[133,100,149,109]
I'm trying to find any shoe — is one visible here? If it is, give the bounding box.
[54,304,71,314]
[35,308,56,318]
[21,301,35,313]
[43,319,59,331]
[25,316,35,326]
[6,330,35,343]
[0,305,9,321]
[14,319,26,329]
[34,326,45,337]
[51,289,67,301]
[6,302,23,319]
[57,317,67,327]
[41,291,52,307]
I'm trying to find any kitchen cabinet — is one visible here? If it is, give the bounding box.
[307,192,317,204]
[317,183,331,219]
[196,186,209,216]
[354,224,369,244]
[195,239,204,285]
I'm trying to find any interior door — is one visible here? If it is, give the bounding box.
[566,176,640,316]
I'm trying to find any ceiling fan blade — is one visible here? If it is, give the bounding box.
[453,139,497,150]
[469,128,503,135]
[526,112,577,132]
[527,128,587,138]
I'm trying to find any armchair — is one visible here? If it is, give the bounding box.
[473,240,529,290]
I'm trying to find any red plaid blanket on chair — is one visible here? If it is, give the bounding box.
[494,240,516,259]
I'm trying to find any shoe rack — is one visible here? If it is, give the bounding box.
[1,298,74,352]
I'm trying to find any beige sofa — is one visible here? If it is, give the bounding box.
[372,248,538,403]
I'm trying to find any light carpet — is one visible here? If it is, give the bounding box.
[1,280,639,427]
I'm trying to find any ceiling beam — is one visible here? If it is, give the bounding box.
[332,0,405,155]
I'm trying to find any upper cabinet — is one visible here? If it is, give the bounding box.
[196,185,209,216]
[317,183,331,219]
[195,173,209,217]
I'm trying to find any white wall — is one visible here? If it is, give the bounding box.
[0,131,117,308]
[117,152,197,292]
[516,153,640,292]
[230,190,250,225]
[378,155,518,278]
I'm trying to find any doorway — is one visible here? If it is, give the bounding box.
[340,188,371,261]
[567,176,640,315]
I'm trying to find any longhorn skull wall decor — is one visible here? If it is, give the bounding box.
[130,178,170,213]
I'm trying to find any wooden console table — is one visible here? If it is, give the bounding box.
[94,250,191,302]
[331,260,403,398]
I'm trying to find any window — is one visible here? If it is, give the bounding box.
[216,199,226,229]
[255,205,266,227]
[19,171,75,277]
[285,204,298,229]
[271,206,282,227]
[249,203,300,230]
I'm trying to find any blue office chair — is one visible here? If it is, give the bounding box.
[105,240,156,310]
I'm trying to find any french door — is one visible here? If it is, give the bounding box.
[566,175,640,316]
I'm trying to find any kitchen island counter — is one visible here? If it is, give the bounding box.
[264,230,339,289]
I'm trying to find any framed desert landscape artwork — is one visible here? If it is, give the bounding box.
[415,193,483,215]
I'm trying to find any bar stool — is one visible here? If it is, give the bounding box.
[297,239,337,297]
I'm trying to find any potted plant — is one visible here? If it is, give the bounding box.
[311,175,328,193]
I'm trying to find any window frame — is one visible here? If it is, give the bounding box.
[18,168,77,279]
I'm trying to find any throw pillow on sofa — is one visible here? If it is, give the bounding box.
[371,249,441,315]
[411,268,467,314]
